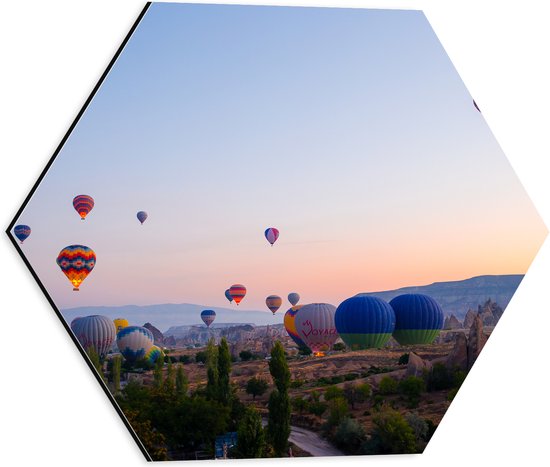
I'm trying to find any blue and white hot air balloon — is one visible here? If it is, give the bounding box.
[116,326,154,363]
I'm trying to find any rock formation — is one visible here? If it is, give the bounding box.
[406,352,433,378]
[143,322,164,345]
[463,309,476,329]
[445,332,468,370]
[467,315,488,369]
[444,314,462,330]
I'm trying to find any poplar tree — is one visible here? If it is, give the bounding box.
[267,341,291,456]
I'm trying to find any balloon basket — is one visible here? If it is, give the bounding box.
[73,288,80,291]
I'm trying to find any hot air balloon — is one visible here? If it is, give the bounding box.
[73,195,94,220]
[113,318,129,333]
[265,295,282,314]
[70,315,116,357]
[137,211,148,225]
[13,225,31,244]
[295,303,338,354]
[116,326,154,363]
[229,284,246,305]
[288,292,300,307]
[389,294,444,345]
[201,309,216,327]
[56,245,96,291]
[335,296,395,350]
[264,227,279,246]
[284,305,305,347]
[144,345,164,367]
[225,289,233,304]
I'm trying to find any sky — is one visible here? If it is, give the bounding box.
[13,3,547,311]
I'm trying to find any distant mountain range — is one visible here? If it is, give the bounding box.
[359,274,523,319]
[61,274,524,332]
[61,303,282,333]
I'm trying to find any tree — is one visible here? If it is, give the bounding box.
[333,418,366,454]
[324,385,344,401]
[291,396,308,414]
[124,409,168,461]
[195,350,207,364]
[327,397,349,429]
[267,341,291,457]
[217,338,232,405]
[333,342,346,351]
[175,364,188,397]
[153,354,164,389]
[239,350,255,361]
[235,406,266,458]
[205,338,219,401]
[398,376,426,408]
[164,359,175,394]
[112,355,122,393]
[378,376,398,395]
[246,377,269,400]
[398,353,410,365]
[362,408,418,454]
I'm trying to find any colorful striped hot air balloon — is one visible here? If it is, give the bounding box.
[295,303,338,353]
[73,195,94,220]
[13,225,31,244]
[288,292,300,307]
[70,315,116,357]
[144,345,164,367]
[56,245,96,291]
[113,318,129,333]
[284,305,305,348]
[229,284,246,305]
[335,296,395,350]
[137,211,148,225]
[201,309,216,327]
[389,294,444,345]
[116,326,154,363]
[266,295,282,314]
[225,289,233,304]
[264,227,279,246]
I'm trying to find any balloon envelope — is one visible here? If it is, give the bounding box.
[335,296,395,349]
[288,292,300,306]
[113,318,129,333]
[144,345,164,366]
[295,303,338,353]
[137,211,148,224]
[14,225,31,244]
[266,295,282,314]
[73,195,94,220]
[284,305,305,348]
[117,326,154,363]
[70,315,116,357]
[389,294,444,345]
[264,227,279,246]
[56,245,96,291]
[225,289,233,303]
[201,309,216,327]
[229,284,246,305]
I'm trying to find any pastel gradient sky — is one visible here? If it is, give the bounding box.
[14,3,547,312]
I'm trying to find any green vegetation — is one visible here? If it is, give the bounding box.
[398,376,426,408]
[239,350,260,361]
[343,382,371,409]
[267,341,291,457]
[234,406,266,458]
[361,408,418,454]
[332,342,346,351]
[195,350,208,364]
[378,376,398,395]
[246,377,269,400]
[398,353,410,365]
[324,385,345,401]
[175,364,188,397]
[111,355,122,392]
[333,418,366,454]
[426,363,466,392]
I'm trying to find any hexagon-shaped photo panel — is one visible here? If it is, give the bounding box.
[6,2,547,462]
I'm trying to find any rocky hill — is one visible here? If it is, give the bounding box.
[360,274,522,319]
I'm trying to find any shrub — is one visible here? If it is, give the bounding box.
[327,397,349,428]
[333,342,346,351]
[290,379,304,389]
[398,376,426,408]
[361,408,418,455]
[378,376,398,395]
[398,353,410,365]
[333,418,366,454]
[239,350,254,361]
[195,351,207,364]
[324,385,345,401]
[178,355,191,364]
[308,401,328,417]
[291,396,308,414]
[246,377,269,400]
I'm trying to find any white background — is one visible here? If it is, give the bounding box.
[1,1,548,466]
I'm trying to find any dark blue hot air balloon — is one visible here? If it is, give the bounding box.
[389,294,444,345]
[14,225,31,244]
[137,211,148,224]
[201,309,216,327]
[335,296,395,350]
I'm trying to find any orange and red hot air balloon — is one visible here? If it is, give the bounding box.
[229,284,246,305]
[266,295,282,315]
[73,195,94,220]
[56,245,96,291]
